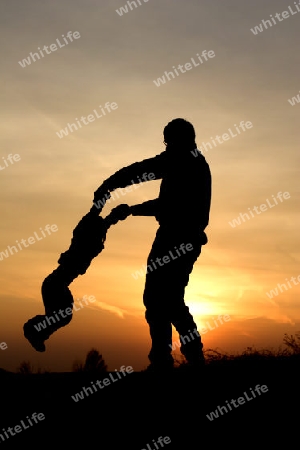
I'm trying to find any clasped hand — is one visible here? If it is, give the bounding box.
[108,204,131,225]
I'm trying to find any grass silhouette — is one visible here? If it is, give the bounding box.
[14,331,300,374]
[1,332,298,446]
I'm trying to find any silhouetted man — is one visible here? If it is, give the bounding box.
[94,118,211,370]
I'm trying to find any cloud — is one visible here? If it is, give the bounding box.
[88,300,127,319]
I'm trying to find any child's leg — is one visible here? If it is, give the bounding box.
[23,265,76,351]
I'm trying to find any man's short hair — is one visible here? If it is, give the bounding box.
[163,118,196,145]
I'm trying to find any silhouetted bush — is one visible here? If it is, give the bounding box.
[72,348,107,373]
[17,361,34,375]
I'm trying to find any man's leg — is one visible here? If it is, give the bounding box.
[143,228,204,367]
[145,309,174,368]
[166,236,205,365]
[143,275,174,367]
[143,230,174,368]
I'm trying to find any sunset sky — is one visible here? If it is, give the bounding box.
[1,0,299,372]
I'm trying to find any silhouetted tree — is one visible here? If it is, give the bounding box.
[72,348,107,373]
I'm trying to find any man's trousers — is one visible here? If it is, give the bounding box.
[143,226,205,366]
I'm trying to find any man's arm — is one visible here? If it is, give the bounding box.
[106,200,159,224]
[94,152,166,204]
[130,199,159,216]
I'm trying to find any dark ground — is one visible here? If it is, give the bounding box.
[1,354,299,448]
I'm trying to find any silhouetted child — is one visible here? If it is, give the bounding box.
[23,204,129,351]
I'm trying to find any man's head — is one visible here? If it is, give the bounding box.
[163,118,196,149]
